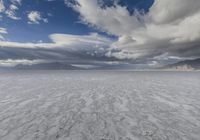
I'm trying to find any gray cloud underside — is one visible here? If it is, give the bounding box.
[0,44,125,68]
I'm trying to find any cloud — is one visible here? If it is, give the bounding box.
[11,0,21,5]
[49,33,112,48]
[0,33,115,63]
[66,0,200,65]
[0,32,124,68]
[0,33,120,68]
[66,0,142,36]
[1,0,200,68]
[0,33,112,49]
[149,0,200,24]
[0,27,7,40]
[27,11,48,24]
[0,27,7,34]
[5,4,21,20]
[0,0,5,13]
[0,35,4,40]
[0,59,46,67]
[0,41,56,48]
[2,0,22,20]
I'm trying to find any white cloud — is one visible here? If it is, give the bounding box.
[5,4,21,20]
[0,27,7,40]
[49,33,112,47]
[0,41,56,48]
[0,33,112,50]
[10,0,22,5]
[67,0,200,62]
[0,59,46,67]
[2,0,22,20]
[0,35,4,40]
[149,0,200,24]
[170,11,200,43]
[0,27,7,34]
[153,53,198,61]
[67,0,142,36]
[0,0,5,13]
[27,11,48,24]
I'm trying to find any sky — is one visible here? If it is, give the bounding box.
[0,0,200,69]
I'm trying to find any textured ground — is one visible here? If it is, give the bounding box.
[0,71,200,140]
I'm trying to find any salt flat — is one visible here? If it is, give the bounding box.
[0,71,200,140]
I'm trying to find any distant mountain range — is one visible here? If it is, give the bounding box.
[13,62,84,70]
[164,58,200,70]
[1,59,200,70]
[0,61,124,70]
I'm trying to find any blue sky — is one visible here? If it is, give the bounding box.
[1,0,90,42]
[0,0,200,69]
[1,0,154,43]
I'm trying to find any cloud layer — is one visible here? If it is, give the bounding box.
[0,33,118,67]
[66,0,200,65]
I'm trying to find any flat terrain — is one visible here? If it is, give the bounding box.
[0,71,200,140]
